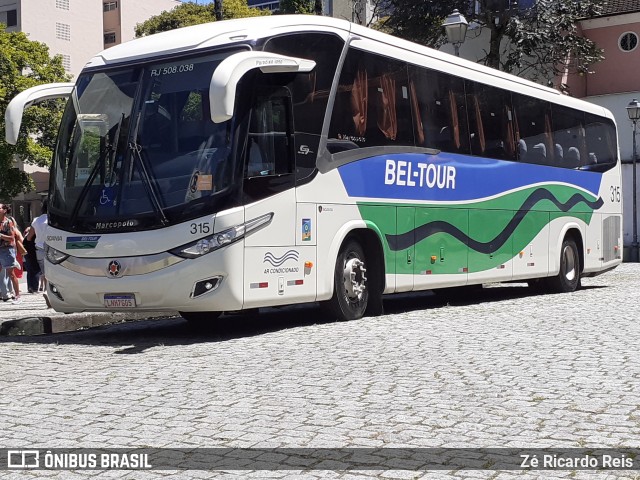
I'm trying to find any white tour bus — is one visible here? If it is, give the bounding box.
[5,15,622,322]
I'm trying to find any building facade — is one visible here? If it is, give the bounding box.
[0,0,181,78]
[566,1,640,258]
[247,0,384,25]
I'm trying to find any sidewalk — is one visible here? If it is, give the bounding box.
[0,290,179,336]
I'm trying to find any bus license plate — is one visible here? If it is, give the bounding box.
[104,294,136,308]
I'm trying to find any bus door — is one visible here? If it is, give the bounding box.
[242,84,312,307]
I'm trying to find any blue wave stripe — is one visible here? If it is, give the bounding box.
[338,153,602,202]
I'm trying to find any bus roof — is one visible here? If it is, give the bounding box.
[83,14,612,121]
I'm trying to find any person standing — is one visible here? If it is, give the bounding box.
[4,205,24,302]
[23,226,40,293]
[0,203,18,302]
[27,199,48,291]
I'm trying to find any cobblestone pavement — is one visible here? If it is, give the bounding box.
[1,264,640,479]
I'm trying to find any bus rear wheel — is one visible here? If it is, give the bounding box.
[179,311,221,323]
[545,238,581,293]
[327,239,370,321]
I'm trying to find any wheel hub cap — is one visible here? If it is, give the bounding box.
[343,258,367,301]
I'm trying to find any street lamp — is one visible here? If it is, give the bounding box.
[443,9,468,57]
[627,98,640,262]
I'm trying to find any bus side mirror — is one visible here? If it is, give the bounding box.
[5,82,74,144]
[209,51,315,124]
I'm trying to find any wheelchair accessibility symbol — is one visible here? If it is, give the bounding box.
[99,189,111,205]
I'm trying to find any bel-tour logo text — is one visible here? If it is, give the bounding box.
[384,159,457,190]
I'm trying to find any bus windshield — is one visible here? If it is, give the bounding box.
[50,51,238,233]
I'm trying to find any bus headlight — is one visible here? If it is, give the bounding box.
[45,244,69,264]
[170,212,273,259]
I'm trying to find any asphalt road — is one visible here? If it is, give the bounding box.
[1,264,639,479]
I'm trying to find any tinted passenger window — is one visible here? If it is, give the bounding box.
[551,105,586,168]
[329,49,413,149]
[513,95,554,165]
[408,65,470,154]
[465,81,516,160]
[584,114,617,170]
[246,87,293,178]
[263,33,344,181]
[264,33,343,137]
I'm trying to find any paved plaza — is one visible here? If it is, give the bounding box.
[1,264,639,478]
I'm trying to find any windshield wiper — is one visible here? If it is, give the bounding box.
[129,111,169,226]
[68,143,112,229]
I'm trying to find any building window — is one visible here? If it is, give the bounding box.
[56,0,69,10]
[56,22,71,41]
[104,32,116,44]
[6,9,17,27]
[103,1,118,12]
[619,32,638,52]
[61,54,71,71]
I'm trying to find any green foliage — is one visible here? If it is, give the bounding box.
[380,0,604,89]
[135,0,270,37]
[0,27,70,201]
[502,0,604,86]
[277,0,315,15]
[378,1,461,47]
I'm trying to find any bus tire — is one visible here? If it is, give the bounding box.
[326,238,370,321]
[546,238,580,293]
[179,311,221,323]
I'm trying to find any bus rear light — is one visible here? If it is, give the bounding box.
[250,282,269,289]
[287,279,304,286]
[171,213,273,259]
[304,261,313,268]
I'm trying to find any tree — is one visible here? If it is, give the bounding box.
[135,0,270,37]
[380,0,604,89]
[278,0,315,15]
[0,28,69,201]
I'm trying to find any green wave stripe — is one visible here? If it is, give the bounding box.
[357,185,599,275]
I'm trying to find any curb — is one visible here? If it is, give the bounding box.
[0,317,53,336]
[0,311,181,337]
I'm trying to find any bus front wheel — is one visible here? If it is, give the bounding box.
[326,238,370,321]
[546,238,581,293]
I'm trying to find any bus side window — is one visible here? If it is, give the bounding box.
[246,91,292,177]
[328,48,412,149]
[243,83,294,180]
[551,105,585,169]
[514,95,553,165]
[465,81,516,161]
[584,115,617,171]
[407,65,469,155]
